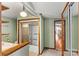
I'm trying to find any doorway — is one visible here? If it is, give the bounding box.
[54,20,65,51]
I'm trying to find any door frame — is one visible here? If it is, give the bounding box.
[54,20,65,50]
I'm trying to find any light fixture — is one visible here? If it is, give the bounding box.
[20,3,27,17]
[20,11,27,17]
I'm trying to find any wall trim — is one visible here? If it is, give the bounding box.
[44,47,55,49]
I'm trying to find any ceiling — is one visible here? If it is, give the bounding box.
[2,2,23,19]
[32,2,66,18]
[2,2,66,19]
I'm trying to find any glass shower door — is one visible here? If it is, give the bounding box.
[29,22,39,56]
[29,25,38,46]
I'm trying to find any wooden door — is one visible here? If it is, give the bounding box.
[54,20,65,51]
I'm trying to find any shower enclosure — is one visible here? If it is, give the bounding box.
[18,18,40,56]
[61,2,79,56]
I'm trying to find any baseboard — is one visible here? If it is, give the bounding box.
[40,47,55,55]
[44,47,55,49]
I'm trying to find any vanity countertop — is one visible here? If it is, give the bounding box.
[1,41,29,56]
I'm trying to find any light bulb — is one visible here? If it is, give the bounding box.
[20,11,27,17]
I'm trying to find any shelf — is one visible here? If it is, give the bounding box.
[2,21,9,23]
[1,4,9,11]
[2,34,9,35]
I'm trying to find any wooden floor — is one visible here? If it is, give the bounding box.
[40,49,77,56]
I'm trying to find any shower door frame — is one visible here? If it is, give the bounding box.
[17,17,40,55]
[61,2,69,56]
[0,2,2,55]
[78,2,79,55]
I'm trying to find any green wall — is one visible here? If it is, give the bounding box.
[2,17,17,43]
[44,18,54,48]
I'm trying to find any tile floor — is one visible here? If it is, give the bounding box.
[40,49,77,56]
